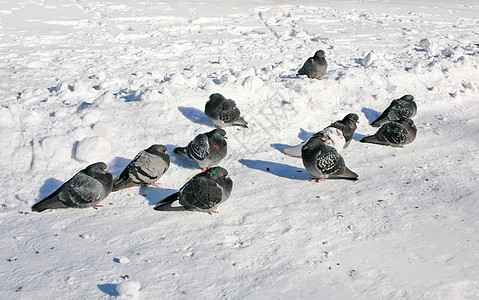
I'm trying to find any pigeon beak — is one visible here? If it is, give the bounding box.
[224,136,228,139]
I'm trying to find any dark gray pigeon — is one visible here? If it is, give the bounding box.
[361,118,417,147]
[32,162,113,212]
[154,166,233,213]
[371,95,417,127]
[298,50,328,79]
[284,113,359,158]
[301,136,358,181]
[174,129,227,171]
[205,93,248,128]
[112,144,170,192]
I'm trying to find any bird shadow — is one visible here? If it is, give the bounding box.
[279,74,300,79]
[270,143,290,153]
[36,178,64,200]
[361,107,381,125]
[97,284,119,297]
[107,156,132,178]
[178,106,215,126]
[298,128,314,140]
[139,186,178,206]
[352,132,367,141]
[166,144,199,170]
[239,159,310,181]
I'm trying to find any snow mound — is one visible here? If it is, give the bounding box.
[116,281,141,300]
[75,136,111,163]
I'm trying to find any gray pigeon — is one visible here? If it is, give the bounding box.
[112,144,170,192]
[361,118,417,147]
[205,93,248,128]
[298,50,328,79]
[301,136,358,181]
[154,166,233,213]
[32,162,113,212]
[284,113,359,158]
[371,95,417,127]
[174,129,227,171]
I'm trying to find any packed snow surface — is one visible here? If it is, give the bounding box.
[1,0,478,299]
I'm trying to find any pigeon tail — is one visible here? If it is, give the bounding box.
[371,118,388,128]
[233,117,248,128]
[283,143,305,158]
[32,195,69,212]
[174,147,187,154]
[112,176,135,192]
[154,192,180,210]
[360,135,386,145]
[340,167,359,180]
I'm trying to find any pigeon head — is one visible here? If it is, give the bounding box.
[302,136,324,153]
[84,162,113,187]
[209,93,226,103]
[402,118,416,128]
[204,166,229,179]
[208,128,227,140]
[145,144,168,155]
[85,162,108,177]
[314,50,326,58]
[342,113,359,125]
[400,95,414,101]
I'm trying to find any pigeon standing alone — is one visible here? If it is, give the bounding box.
[112,144,170,192]
[205,93,248,128]
[174,129,227,171]
[284,113,359,158]
[371,95,417,127]
[360,118,417,147]
[301,136,358,181]
[32,162,113,212]
[154,167,233,214]
[297,50,328,79]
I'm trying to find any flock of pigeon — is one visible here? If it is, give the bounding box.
[31,50,417,214]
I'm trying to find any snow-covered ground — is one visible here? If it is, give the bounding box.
[1,0,478,299]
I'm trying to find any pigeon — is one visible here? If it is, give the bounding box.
[298,50,328,79]
[371,95,417,127]
[360,118,417,147]
[283,113,359,158]
[205,93,248,128]
[301,136,358,181]
[32,162,113,212]
[112,144,170,192]
[174,129,227,171]
[154,166,233,213]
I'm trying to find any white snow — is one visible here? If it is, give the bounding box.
[1,0,479,299]
[116,280,141,300]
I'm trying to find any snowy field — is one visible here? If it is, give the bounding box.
[1,0,479,299]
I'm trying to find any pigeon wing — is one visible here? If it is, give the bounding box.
[187,134,210,161]
[129,152,168,185]
[382,122,410,145]
[112,151,144,191]
[298,57,315,76]
[218,99,241,124]
[315,147,345,177]
[58,172,103,208]
[179,176,223,211]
